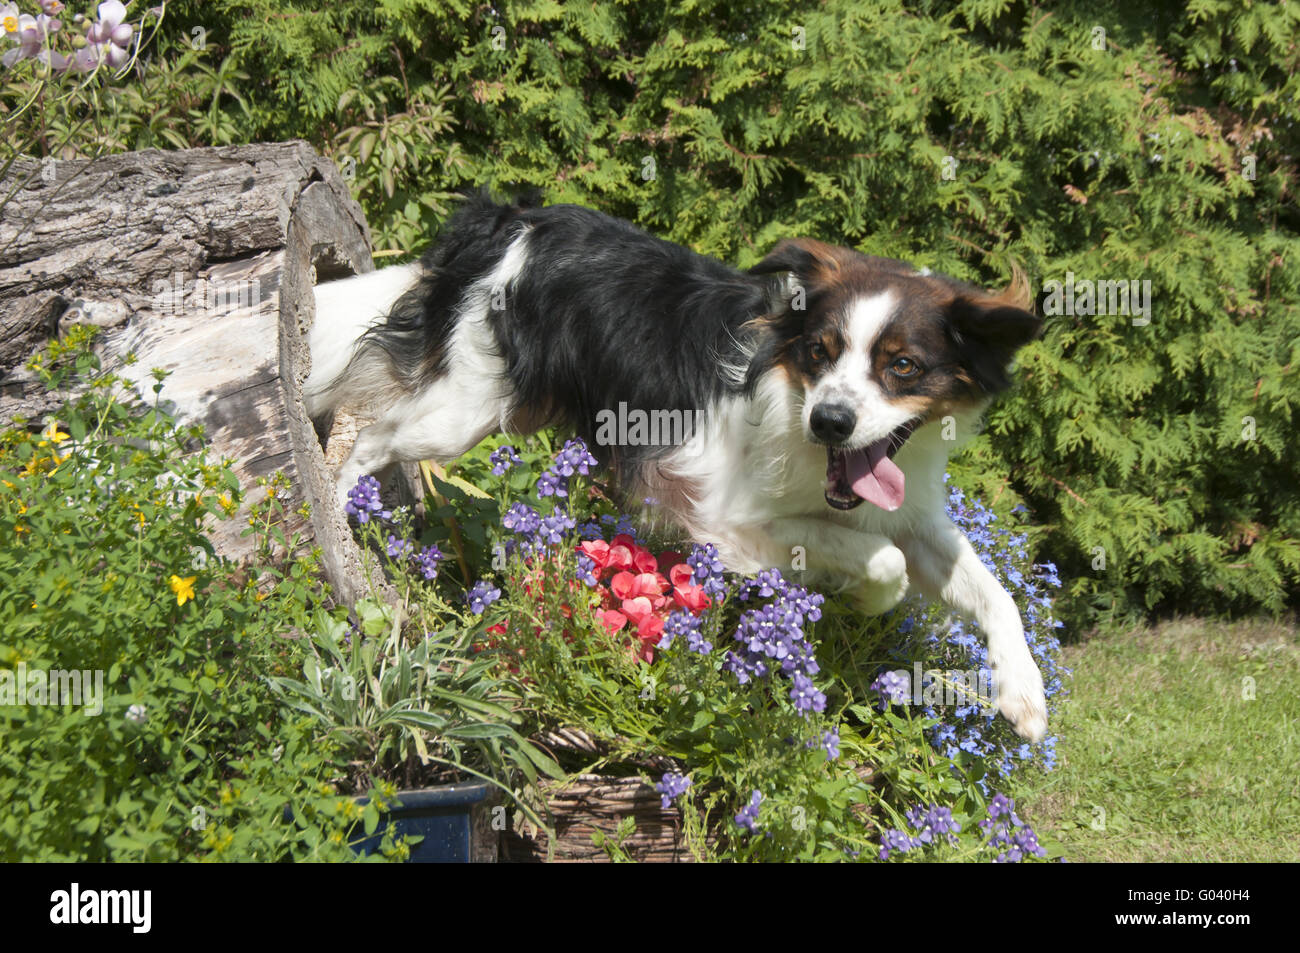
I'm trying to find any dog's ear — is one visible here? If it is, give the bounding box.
[750,238,848,280]
[947,278,1043,394]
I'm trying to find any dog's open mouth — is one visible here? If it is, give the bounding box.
[824,422,916,512]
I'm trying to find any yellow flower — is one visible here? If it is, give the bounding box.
[169,574,197,606]
[2,15,18,34]
[38,423,70,447]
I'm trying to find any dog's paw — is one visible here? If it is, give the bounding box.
[992,654,1049,742]
[849,544,909,614]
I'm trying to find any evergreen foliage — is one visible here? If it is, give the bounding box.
[6,0,1297,623]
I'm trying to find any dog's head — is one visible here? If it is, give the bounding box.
[747,238,1041,512]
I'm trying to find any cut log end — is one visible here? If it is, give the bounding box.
[0,142,385,604]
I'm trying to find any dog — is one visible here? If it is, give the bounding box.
[305,193,1048,741]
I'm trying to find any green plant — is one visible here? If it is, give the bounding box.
[266,590,564,828]
[0,328,406,861]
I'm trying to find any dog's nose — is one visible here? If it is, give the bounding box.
[810,403,857,444]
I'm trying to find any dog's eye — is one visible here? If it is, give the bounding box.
[891,357,921,377]
[808,341,827,363]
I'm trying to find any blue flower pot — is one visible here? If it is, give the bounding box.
[351,783,499,863]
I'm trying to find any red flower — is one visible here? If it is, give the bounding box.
[596,608,628,634]
[632,547,658,574]
[606,542,634,573]
[579,539,610,573]
[673,583,710,615]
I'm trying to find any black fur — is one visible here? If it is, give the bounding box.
[356,193,782,475]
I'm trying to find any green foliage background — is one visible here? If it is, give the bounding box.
[10,0,1299,625]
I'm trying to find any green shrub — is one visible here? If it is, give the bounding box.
[42,0,1287,624]
[0,329,407,861]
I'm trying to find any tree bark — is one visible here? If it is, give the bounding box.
[0,141,381,603]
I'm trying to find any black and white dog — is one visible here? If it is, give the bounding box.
[305,193,1048,740]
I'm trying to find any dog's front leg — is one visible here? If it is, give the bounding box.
[720,518,910,613]
[898,521,1049,742]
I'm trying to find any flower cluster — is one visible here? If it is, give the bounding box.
[685,542,727,601]
[886,479,1067,779]
[654,771,692,810]
[722,569,826,713]
[877,804,962,860]
[578,534,711,661]
[734,790,762,833]
[658,609,712,655]
[877,793,1049,862]
[464,579,501,615]
[870,669,910,706]
[501,501,577,556]
[344,475,391,524]
[536,438,598,498]
[2,1,140,73]
[386,534,411,559]
[979,793,1048,863]
[412,544,443,581]
[489,445,523,476]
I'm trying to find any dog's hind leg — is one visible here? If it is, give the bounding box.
[332,370,512,507]
[329,234,531,508]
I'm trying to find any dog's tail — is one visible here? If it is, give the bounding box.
[303,189,538,421]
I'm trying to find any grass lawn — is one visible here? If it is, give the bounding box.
[1016,617,1300,862]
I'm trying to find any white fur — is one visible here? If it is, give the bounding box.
[309,237,530,503]
[643,290,1048,740]
[304,262,423,419]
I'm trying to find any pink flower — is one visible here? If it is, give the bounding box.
[579,539,610,573]
[596,608,628,635]
[673,583,711,615]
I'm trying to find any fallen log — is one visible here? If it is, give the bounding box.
[0,141,387,602]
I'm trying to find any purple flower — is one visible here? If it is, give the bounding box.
[723,577,824,689]
[821,728,840,760]
[464,580,501,615]
[871,669,911,707]
[575,552,598,587]
[658,610,712,654]
[686,542,728,601]
[789,671,826,714]
[344,475,390,524]
[489,445,523,476]
[734,790,762,833]
[806,728,840,761]
[654,771,692,810]
[502,502,541,536]
[878,828,918,860]
[386,534,412,559]
[538,507,575,545]
[980,792,1046,862]
[413,544,443,581]
[536,438,598,498]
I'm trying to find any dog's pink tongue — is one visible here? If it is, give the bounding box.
[846,439,905,511]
